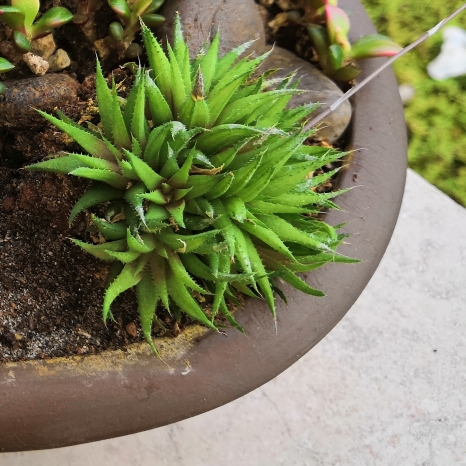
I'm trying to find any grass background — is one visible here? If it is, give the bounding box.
[360,0,466,206]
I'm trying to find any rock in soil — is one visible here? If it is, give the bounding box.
[160,0,266,58]
[0,74,80,129]
[261,46,351,143]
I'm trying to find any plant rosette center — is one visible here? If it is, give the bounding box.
[27,15,356,355]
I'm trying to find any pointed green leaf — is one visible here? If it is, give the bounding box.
[195,125,264,153]
[243,233,275,317]
[166,273,216,330]
[212,39,255,85]
[106,250,141,263]
[185,174,219,199]
[144,123,176,167]
[69,183,124,224]
[140,189,167,205]
[71,154,119,172]
[217,89,303,126]
[91,215,127,241]
[159,229,220,253]
[262,162,317,197]
[181,254,215,281]
[219,299,244,332]
[103,262,142,321]
[238,214,295,261]
[207,71,251,125]
[257,213,332,252]
[168,43,187,115]
[125,149,164,190]
[239,166,274,202]
[141,23,172,105]
[248,200,318,215]
[26,154,85,174]
[150,253,170,311]
[166,200,186,228]
[224,196,247,223]
[145,74,173,126]
[272,267,325,297]
[231,224,254,277]
[73,238,127,261]
[125,182,149,225]
[225,155,262,197]
[167,252,208,293]
[37,110,115,161]
[70,167,128,189]
[95,61,114,140]
[127,229,156,253]
[136,274,160,355]
[123,67,143,132]
[167,145,195,188]
[278,104,319,131]
[204,172,235,200]
[130,75,148,150]
[199,31,219,94]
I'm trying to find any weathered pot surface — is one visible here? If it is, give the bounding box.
[0,0,407,452]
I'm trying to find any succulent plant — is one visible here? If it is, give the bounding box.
[282,0,402,81]
[27,16,355,354]
[0,57,14,94]
[106,0,165,57]
[0,0,73,53]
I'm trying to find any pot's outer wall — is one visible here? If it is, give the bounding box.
[0,0,407,452]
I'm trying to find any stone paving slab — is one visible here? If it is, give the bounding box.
[2,169,466,465]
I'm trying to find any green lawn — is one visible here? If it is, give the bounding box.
[360,0,466,206]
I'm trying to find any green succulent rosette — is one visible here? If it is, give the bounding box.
[27,16,356,354]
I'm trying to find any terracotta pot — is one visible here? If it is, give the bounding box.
[0,0,407,452]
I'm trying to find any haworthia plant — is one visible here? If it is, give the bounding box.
[27,15,356,355]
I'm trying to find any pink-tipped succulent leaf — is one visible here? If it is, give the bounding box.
[325,5,350,51]
[0,6,27,35]
[108,0,131,21]
[31,7,74,39]
[349,34,402,60]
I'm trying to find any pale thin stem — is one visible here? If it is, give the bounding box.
[304,2,466,131]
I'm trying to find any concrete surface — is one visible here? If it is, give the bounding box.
[2,169,466,465]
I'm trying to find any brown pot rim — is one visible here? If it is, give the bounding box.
[0,0,407,452]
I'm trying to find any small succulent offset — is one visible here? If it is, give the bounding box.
[286,0,402,81]
[27,16,356,354]
[0,0,73,53]
[107,0,165,57]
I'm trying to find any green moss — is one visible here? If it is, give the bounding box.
[361,0,466,206]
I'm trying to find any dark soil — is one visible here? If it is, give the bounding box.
[0,1,190,362]
[0,0,338,362]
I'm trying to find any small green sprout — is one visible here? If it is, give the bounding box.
[107,0,166,57]
[0,0,73,53]
[27,16,356,354]
[0,57,14,94]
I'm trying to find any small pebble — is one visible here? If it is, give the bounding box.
[125,322,138,338]
[22,52,50,76]
[48,49,71,72]
[31,35,57,60]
